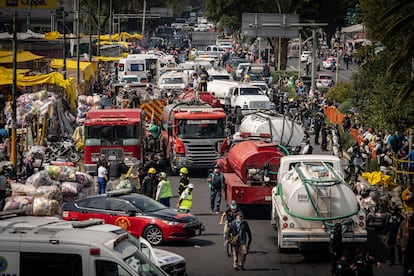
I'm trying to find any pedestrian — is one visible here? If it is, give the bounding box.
[313,113,323,145]
[177,167,190,196]
[397,211,414,273]
[97,161,108,194]
[384,206,404,266]
[155,172,172,207]
[96,153,107,175]
[177,183,194,213]
[321,123,329,151]
[0,170,7,211]
[402,145,414,186]
[141,167,158,199]
[330,223,343,274]
[225,211,252,271]
[301,139,313,154]
[402,183,414,212]
[353,247,381,276]
[207,165,225,214]
[335,250,356,276]
[219,200,241,238]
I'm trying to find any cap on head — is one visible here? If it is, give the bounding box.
[188,183,194,189]
[230,200,237,209]
[148,167,156,174]
[236,211,244,218]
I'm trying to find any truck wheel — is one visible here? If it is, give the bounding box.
[144,225,164,246]
[235,107,243,125]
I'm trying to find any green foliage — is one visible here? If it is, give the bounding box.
[337,99,353,114]
[325,82,355,105]
[340,129,354,154]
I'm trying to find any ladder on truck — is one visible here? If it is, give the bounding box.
[295,161,343,220]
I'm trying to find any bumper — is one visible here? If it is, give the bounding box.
[279,229,367,249]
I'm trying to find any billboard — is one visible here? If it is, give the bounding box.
[1,0,57,9]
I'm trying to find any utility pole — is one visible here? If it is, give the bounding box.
[97,0,101,56]
[11,11,17,175]
[141,0,147,42]
[89,6,92,62]
[76,0,80,84]
[63,8,67,80]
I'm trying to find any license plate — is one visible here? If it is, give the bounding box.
[265,196,271,201]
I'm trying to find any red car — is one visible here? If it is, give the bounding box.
[62,190,204,245]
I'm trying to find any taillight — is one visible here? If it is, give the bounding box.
[174,138,185,154]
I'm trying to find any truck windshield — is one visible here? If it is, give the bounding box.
[86,125,139,145]
[239,88,262,95]
[178,119,226,139]
[161,78,184,84]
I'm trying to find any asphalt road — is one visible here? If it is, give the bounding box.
[155,141,404,276]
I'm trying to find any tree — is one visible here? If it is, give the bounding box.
[359,0,414,102]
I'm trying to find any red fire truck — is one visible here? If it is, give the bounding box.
[83,108,145,175]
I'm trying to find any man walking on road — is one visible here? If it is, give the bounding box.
[207,165,225,214]
[225,211,252,271]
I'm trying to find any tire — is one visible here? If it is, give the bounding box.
[169,151,178,175]
[235,107,243,125]
[69,152,80,162]
[143,225,164,246]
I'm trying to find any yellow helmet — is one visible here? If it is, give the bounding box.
[180,167,188,174]
[148,167,156,174]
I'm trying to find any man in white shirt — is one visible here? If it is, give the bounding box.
[97,161,108,194]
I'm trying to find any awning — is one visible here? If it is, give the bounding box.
[342,24,364,33]
[95,56,123,62]
[0,51,44,63]
[50,59,95,81]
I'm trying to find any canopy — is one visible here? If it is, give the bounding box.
[45,31,142,41]
[342,24,364,33]
[50,59,95,81]
[0,69,76,112]
[95,56,123,62]
[0,50,44,63]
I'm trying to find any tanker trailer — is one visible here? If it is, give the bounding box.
[271,155,367,251]
[237,111,305,154]
[216,140,288,206]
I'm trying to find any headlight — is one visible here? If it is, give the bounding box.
[163,220,181,226]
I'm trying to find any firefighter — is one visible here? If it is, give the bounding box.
[177,167,190,196]
[142,167,158,199]
[199,66,209,91]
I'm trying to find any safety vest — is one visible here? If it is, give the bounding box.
[179,188,193,210]
[159,179,173,199]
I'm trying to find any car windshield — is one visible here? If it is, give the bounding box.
[162,78,184,84]
[318,75,333,80]
[126,195,168,212]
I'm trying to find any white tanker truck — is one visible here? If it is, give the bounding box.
[271,155,367,251]
[236,111,305,153]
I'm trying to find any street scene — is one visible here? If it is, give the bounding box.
[0,1,413,276]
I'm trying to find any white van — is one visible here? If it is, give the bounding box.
[0,211,168,276]
[0,214,186,275]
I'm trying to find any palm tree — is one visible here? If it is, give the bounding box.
[378,0,414,100]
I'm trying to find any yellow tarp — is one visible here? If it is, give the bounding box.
[0,66,30,78]
[50,59,95,81]
[0,70,76,112]
[95,56,123,62]
[0,51,44,63]
[361,171,397,190]
[44,31,62,40]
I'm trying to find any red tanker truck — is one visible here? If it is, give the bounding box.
[216,140,288,206]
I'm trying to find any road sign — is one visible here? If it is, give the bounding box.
[242,13,300,38]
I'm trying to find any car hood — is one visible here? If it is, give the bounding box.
[153,248,185,266]
[147,208,198,223]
